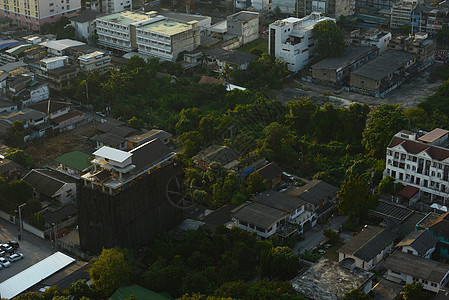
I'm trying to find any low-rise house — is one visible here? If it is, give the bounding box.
[70,10,102,42]
[8,74,33,93]
[311,46,378,86]
[338,225,399,270]
[0,99,18,113]
[349,50,416,98]
[54,151,92,178]
[0,108,46,129]
[23,169,78,204]
[396,229,439,259]
[226,11,259,45]
[126,129,172,149]
[40,39,86,56]
[255,162,282,189]
[388,33,436,66]
[346,28,392,53]
[41,203,77,230]
[383,250,449,293]
[0,71,9,88]
[215,51,258,73]
[418,212,449,259]
[28,100,70,121]
[286,179,339,225]
[78,51,111,73]
[92,125,137,150]
[51,110,85,132]
[28,57,79,90]
[0,158,20,179]
[291,258,374,299]
[194,145,240,171]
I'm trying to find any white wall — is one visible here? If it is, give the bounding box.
[54,182,77,204]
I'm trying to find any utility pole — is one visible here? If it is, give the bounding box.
[18,203,26,241]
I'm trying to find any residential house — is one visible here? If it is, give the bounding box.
[311,46,378,86]
[214,51,258,73]
[346,28,392,53]
[54,151,92,178]
[349,50,416,97]
[41,203,77,230]
[0,71,9,88]
[226,11,259,45]
[92,124,137,150]
[70,10,102,42]
[286,179,339,226]
[338,225,399,270]
[255,162,282,189]
[0,99,17,113]
[397,185,421,206]
[396,229,439,259]
[385,128,449,204]
[28,100,70,121]
[383,250,449,293]
[291,258,374,299]
[7,73,33,93]
[194,145,240,171]
[389,33,436,66]
[23,169,78,204]
[78,51,111,72]
[268,13,336,72]
[78,139,181,252]
[126,129,172,148]
[0,108,46,129]
[0,158,20,179]
[418,212,449,259]
[40,39,86,56]
[28,57,79,90]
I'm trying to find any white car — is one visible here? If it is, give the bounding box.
[9,253,23,262]
[0,257,11,267]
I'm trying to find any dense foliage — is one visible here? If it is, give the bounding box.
[312,20,345,62]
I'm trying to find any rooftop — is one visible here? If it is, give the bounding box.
[92,146,132,163]
[254,190,305,212]
[388,135,449,161]
[0,158,20,173]
[416,212,441,230]
[291,258,374,300]
[97,11,155,26]
[417,128,449,143]
[256,162,282,181]
[28,100,70,115]
[216,50,258,66]
[70,9,102,23]
[54,151,91,172]
[139,19,193,36]
[338,225,399,262]
[194,145,239,168]
[126,129,172,145]
[22,169,73,198]
[429,212,449,237]
[40,56,68,64]
[286,179,339,205]
[0,108,46,122]
[232,201,287,229]
[78,51,108,62]
[227,11,259,22]
[312,46,377,70]
[383,250,449,283]
[41,203,77,224]
[40,39,86,51]
[272,12,335,31]
[351,50,416,81]
[396,229,438,256]
[398,185,420,199]
[93,132,127,148]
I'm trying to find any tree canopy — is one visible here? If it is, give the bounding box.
[312,20,345,62]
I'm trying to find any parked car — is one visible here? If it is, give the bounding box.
[0,250,5,257]
[7,241,19,250]
[0,244,13,253]
[9,253,23,262]
[0,257,11,268]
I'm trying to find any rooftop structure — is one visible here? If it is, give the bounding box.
[194,145,240,170]
[126,129,172,147]
[396,229,438,257]
[40,39,86,56]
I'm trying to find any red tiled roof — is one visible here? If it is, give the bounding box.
[401,140,430,155]
[51,110,82,124]
[418,128,449,143]
[198,75,224,85]
[388,136,449,161]
[388,136,405,148]
[398,185,420,199]
[429,212,449,237]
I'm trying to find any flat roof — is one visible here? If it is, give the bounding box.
[312,46,376,70]
[97,11,151,26]
[41,56,68,63]
[55,151,91,172]
[0,252,75,299]
[93,146,132,163]
[140,19,192,36]
[232,201,286,229]
[418,128,449,143]
[41,39,86,51]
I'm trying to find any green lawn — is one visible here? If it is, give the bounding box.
[236,38,268,54]
[320,240,345,262]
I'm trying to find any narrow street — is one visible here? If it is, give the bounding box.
[293,215,348,254]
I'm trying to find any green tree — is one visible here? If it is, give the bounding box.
[7,121,25,147]
[88,248,132,298]
[245,172,267,196]
[128,116,144,129]
[312,20,345,62]
[41,286,65,300]
[378,175,396,195]
[6,180,33,205]
[5,148,34,167]
[269,246,300,280]
[399,24,412,35]
[342,289,370,300]
[69,279,92,300]
[402,281,426,300]
[362,104,407,158]
[12,292,43,300]
[176,131,203,157]
[336,174,376,221]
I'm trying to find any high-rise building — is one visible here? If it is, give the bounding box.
[0,0,80,31]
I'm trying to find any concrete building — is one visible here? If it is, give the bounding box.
[78,50,111,72]
[70,9,102,41]
[87,0,131,13]
[40,39,86,56]
[346,28,392,53]
[338,225,398,270]
[390,0,422,29]
[293,0,356,18]
[388,33,436,65]
[356,0,394,15]
[0,0,80,31]
[268,13,335,73]
[385,128,449,204]
[349,50,416,97]
[226,11,259,45]
[311,46,378,86]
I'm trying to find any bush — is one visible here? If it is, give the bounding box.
[324,229,339,241]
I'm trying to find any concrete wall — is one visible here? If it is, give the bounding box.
[312,67,338,83]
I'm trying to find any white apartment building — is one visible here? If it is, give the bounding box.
[227,11,259,44]
[136,19,200,62]
[86,0,131,13]
[390,0,420,29]
[347,28,392,53]
[78,51,111,72]
[0,0,80,31]
[385,128,449,204]
[97,11,200,59]
[268,12,335,72]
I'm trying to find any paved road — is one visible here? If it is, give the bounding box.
[293,215,348,254]
[0,218,53,283]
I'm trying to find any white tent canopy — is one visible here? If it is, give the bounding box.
[430,203,448,212]
[0,252,75,299]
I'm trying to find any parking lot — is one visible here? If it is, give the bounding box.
[0,218,53,282]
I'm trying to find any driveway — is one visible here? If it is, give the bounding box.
[293,215,348,254]
[0,218,53,282]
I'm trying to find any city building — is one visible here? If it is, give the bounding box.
[268,13,335,73]
[383,250,449,293]
[388,33,436,66]
[28,57,78,90]
[349,50,416,97]
[0,0,80,31]
[291,0,355,17]
[390,0,422,30]
[78,139,182,252]
[226,11,259,45]
[346,28,392,53]
[70,9,102,41]
[385,128,449,204]
[86,0,131,13]
[338,225,399,270]
[311,46,378,86]
[356,0,394,15]
[78,50,111,72]
[40,39,86,56]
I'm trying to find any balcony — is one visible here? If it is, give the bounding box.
[276,222,299,239]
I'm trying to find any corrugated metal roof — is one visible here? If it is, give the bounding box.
[0,252,75,299]
[93,146,132,162]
